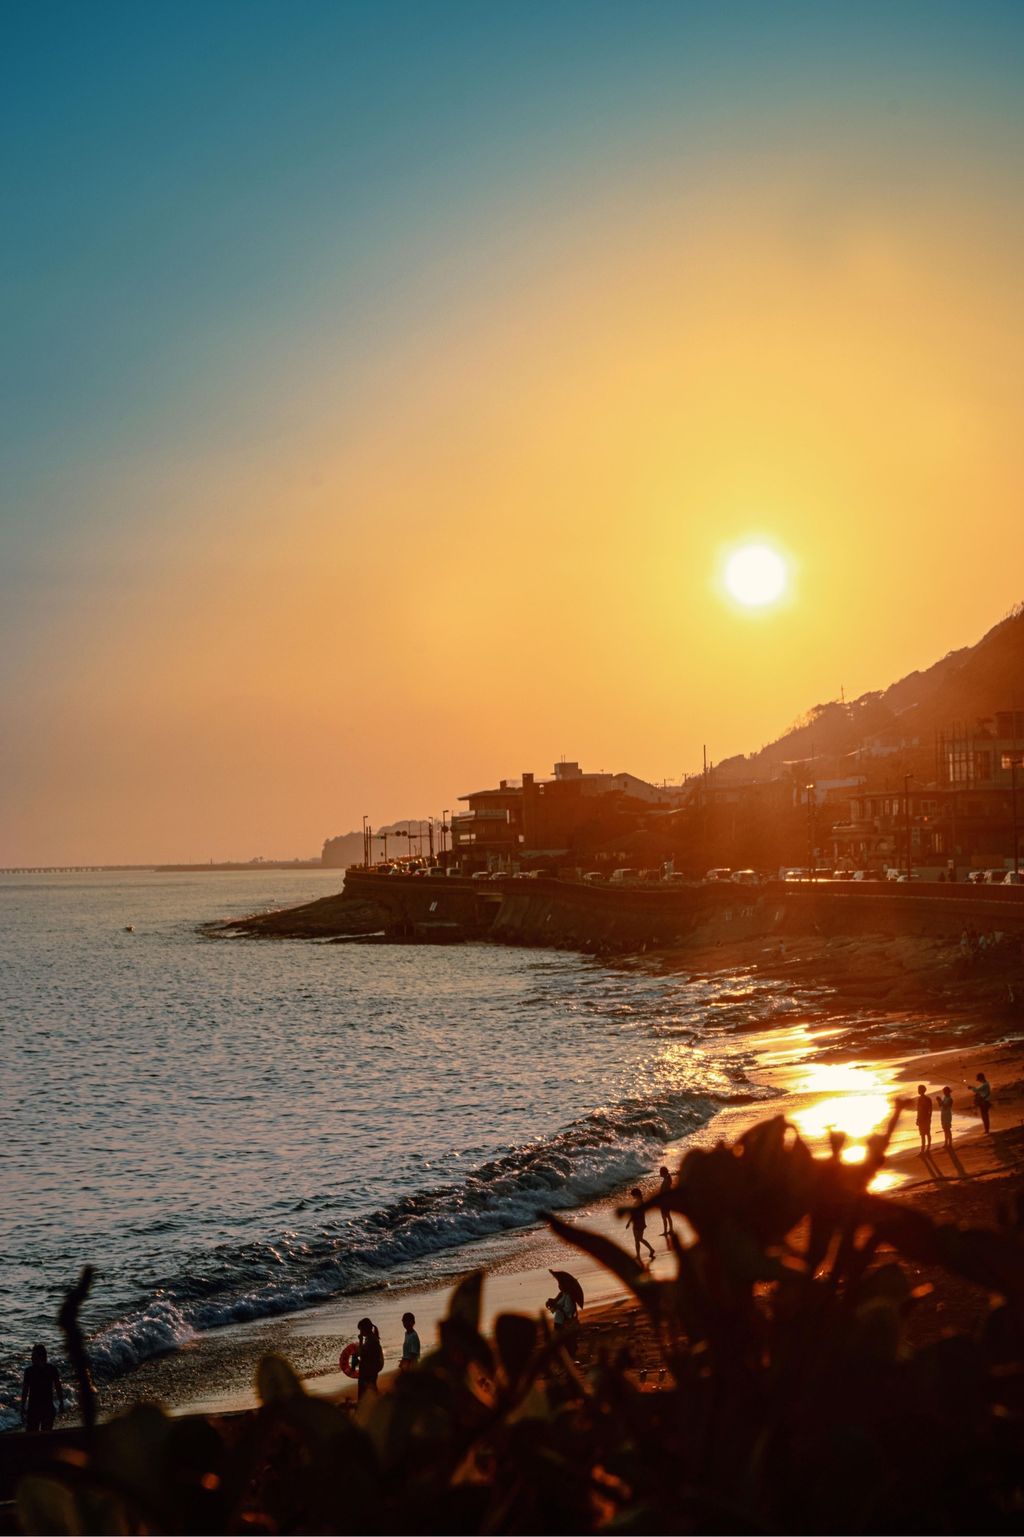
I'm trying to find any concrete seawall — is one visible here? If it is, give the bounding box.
[342,871,1024,952]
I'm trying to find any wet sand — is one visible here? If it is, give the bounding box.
[96,1012,1024,1422]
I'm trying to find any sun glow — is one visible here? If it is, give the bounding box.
[789,1061,896,1164]
[723,544,787,607]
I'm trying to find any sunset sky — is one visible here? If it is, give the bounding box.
[3,0,1024,863]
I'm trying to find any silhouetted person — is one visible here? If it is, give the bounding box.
[546,1287,578,1329]
[966,1071,992,1133]
[400,1312,420,1371]
[938,1087,954,1152]
[21,1344,63,1433]
[625,1187,655,1264]
[658,1165,673,1238]
[356,1317,383,1399]
[915,1085,933,1153]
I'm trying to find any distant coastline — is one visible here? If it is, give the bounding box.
[1,860,323,875]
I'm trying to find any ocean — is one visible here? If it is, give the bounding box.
[0,869,781,1426]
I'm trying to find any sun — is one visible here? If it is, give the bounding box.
[723,543,787,607]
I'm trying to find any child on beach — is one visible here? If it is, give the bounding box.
[658,1165,673,1239]
[21,1344,63,1433]
[915,1085,933,1153]
[356,1317,384,1399]
[400,1312,420,1370]
[625,1187,656,1265]
[937,1087,954,1152]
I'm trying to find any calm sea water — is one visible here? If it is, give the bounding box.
[0,870,780,1425]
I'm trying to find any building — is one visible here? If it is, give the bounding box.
[829,787,953,870]
[449,780,523,867]
[450,761,686,871]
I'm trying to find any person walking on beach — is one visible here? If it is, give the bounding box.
[356,1317,384,1399]
[658,1165,673,1239]
[21,1344,64,1433]
[937,1087,954,1153]
[914,1085,933,1153]
[625,1187,656,1265]
[965,1071,992,1133]
[400,1312,420,1371]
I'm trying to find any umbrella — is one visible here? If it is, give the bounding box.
[549,1269,585,1309]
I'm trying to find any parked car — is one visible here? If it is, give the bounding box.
[471,870,492,880]
[1003,871,1022,885]
[730,869,759,884]
[609,868,638,884]
[582,871,606,884]
[704,868,732,883]
[428,867,447,878]
[983,868,1009,884]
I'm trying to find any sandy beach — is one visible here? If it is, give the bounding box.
[91,931,1024,1424]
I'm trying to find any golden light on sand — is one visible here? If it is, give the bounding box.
[723,544,787,607]
[790,1061,894,1159]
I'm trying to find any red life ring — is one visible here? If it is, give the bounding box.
[339,1343,360,1379]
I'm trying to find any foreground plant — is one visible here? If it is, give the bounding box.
[17,1113,1024,1534]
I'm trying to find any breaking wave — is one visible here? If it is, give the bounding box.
[0,1086,739,1423]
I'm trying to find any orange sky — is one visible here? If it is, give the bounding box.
[4,7,1024,862]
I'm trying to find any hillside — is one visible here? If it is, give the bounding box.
[715,604,1024,782]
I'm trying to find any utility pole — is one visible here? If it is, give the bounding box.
[362,815,369,868]
[428,817,435,861]
[903,774,913,880]
[1003,753,1022,878]
[702,745,708,873]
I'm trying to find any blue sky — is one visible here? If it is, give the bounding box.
[3,1,1024,860]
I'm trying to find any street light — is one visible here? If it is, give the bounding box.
[1002,753,1023,878]
[362,814,369,868]
[903,774,914,881]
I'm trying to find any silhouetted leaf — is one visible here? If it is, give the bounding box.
[495,1313,540,1387]
[546,1213,644,1295]
[256,1352,305,1404]
[17,1476,81,1537]
[450,1269,485,1333]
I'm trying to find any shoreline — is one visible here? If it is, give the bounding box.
[7,913,1021,1435]
[88,998,1024,1424]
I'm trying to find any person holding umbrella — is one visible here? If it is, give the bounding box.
[546,1269,584,1329]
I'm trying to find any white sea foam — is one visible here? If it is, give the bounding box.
[0,869,802,1417]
